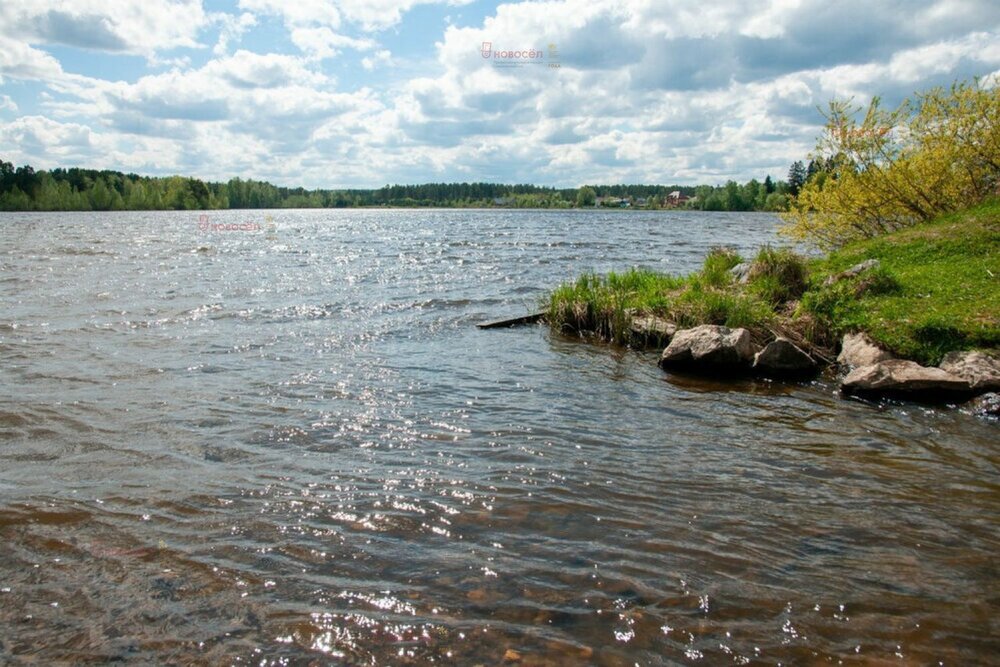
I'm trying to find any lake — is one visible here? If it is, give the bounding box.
[1,209,996,664]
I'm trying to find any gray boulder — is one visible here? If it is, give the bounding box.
[938,350,1000,392]
[629,315,677,349]
[837,332,894,369]
[841,359,973,401]
[729,262,752,284]
[753,337,817,377]
[823,258,880,286]
[659,325,756,372]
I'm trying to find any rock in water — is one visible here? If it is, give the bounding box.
[966,392,1000,419]
[938,350,1000,392]
[629,315,677,349]
[659,325,756,373]
[753,337,817,377]
[841,359,973,402]
[837,332,894,369]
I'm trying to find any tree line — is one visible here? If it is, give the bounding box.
[0,159,796,212]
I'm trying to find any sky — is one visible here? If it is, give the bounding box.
[0,1,998,189]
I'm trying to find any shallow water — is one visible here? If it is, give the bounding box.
[1,209,997,665]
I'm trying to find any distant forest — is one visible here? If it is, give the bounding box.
[0,158,809,212]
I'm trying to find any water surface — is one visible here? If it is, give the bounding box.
[1,209,997,664]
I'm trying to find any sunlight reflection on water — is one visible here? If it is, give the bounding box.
[0,209,997,664]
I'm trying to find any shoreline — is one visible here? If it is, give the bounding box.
[546,200,1000,416]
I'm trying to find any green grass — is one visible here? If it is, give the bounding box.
[547,269,686,343]
[801,198,1000,364]
[701,246,743,287]
[547,254,774,345]
[549,199,1000,364]
[746,246,809,305]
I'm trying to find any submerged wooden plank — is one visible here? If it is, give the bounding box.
[477,310,548,329]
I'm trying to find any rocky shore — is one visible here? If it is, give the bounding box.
[548,201,999,420]
[634,317,1000,417]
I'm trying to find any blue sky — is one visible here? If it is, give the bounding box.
[1,0,998,188]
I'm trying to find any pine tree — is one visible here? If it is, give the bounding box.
[787,161,807,196]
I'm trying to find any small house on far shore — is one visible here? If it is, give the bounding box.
[666,191,691,207]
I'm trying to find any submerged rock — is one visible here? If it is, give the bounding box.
[659,325,756,372]
[753,337,817,377]
[629,315,677,348]
[841,359,973,402]
[966,392,1000,419]
[837,332,894,369]
[938,350,1000,392]
[823,258,880,286]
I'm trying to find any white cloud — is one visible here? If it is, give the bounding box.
[0,115,95,165]
[290,27,377,60]
[237,0,342,28]
[2,0,999,188]
[0,95,19,112]
[335,0,473,32]
[362,49,393,71]
[203,50,331,88]
[32,48,382,182]
[362,0,1000,185]
[0,0,209,56]
[212,11,257,56]
[238,0,472,32]
[0,35,65,81]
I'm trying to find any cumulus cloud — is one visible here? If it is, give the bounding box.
[0,115,95,165]
[290,27,377,60]
[239,0,470,60]
[212,11,257,56]
[238,0,472,31]
[373,0,1000,185]
[0,0,209,56]
[0,35,65,81]
[203,50,331,88]
[238,0,342,29]
[362,49,393,71]
[333,0,473,32]
[1,0,999,188]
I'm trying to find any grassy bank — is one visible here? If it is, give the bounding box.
[548,200,1000,365]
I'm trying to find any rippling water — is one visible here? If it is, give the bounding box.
[1,209,997,665]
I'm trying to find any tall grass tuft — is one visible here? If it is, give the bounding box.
[747,246,809,304]
[548,265,777,345]
[547,269,685,344]
[701,247,743,288]
[673,282,773,329]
